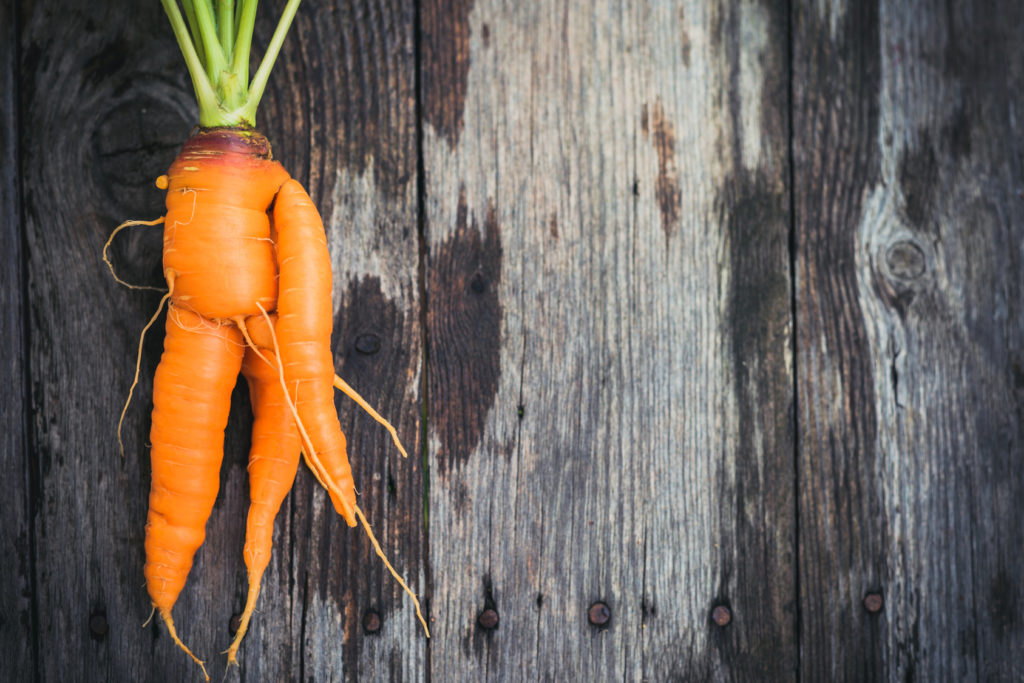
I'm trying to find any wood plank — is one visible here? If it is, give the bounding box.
[421,1,795,679]
[1,1,36,680]
[255,0,425,680]
[794,0,1024,678]
[21,0,422,680]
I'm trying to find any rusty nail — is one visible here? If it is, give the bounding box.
[89,613,108,639]
[363,610,382,634]
[478,608,499,630]
[228,613,242,635]
[588,602,611,627]
[864,592,884,613]
[355,333,381,355]
[712,605,732,627]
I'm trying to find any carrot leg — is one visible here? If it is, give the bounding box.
[273,179,357,525]
[226,347,302,665]
[144,305,243,677]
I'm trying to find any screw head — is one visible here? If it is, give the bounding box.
[711,605,732,627]
[478,608,499,630]
[864,592,884,613]
[363,610,382,634]
[355,333,381,355]
[588,602,611,627]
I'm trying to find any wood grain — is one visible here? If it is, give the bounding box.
[20,0,422,680]
[421,1,795,679]
[255,1,424,681]
[794,0,1024,679]
[1,1,35,680]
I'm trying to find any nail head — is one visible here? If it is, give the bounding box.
[470,273,487,293]
[712,605,732,627]
[478,608,499,630]
[363,610,382,634]
[588,601,611,627]
[355,333,381,355]
[89,613,108,639]
[864,592,884,613]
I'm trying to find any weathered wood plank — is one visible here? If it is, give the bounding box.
[255,0,425,680]
[21,0,422,680]
[1,2,36,680]
[794,0,1024,678]
[22,3,202,679]
[421,1,795,679]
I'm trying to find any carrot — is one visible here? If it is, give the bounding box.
[146,305,243,681]
[273,178,358,524]
[110,0,427,677]
[225,344,302,665]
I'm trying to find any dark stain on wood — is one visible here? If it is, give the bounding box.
[428,188,503,477]
[720,167,791,640]
[943,104,972,162]
[641,100,680,241]
[336,275,406,400]
[420,0,474,148]
[549,211,558,240]
[898,132,939,230]
[679,6,691,67]
[989,568,1017,633]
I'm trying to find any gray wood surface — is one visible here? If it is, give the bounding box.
[421,1,795,680]
[794,0,1024,679]
[7,0,1024,680]
[1,1,35,680]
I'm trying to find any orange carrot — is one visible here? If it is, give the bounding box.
[273,179,357,525]
[117,1,427,676]
[145,305,244,681]
[224,344,302,665]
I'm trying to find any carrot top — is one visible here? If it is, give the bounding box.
[161,0,301,127]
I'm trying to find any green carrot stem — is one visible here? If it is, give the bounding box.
[162,0,302,128]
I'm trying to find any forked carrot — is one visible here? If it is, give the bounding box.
[108,0,428,677]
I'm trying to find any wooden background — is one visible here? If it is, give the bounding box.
[3,0,1023,680]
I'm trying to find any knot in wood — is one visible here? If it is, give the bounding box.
[885,240,927,281]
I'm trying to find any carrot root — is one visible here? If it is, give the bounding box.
[353,503,430,638]
[333,374,408,458]
[117,277,174,458]
[255,304,428,637]
[159,608,209,682]
[103,217,167,291]
[224,569,263,666]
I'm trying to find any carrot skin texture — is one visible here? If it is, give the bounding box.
[163,129,289,320]
[274,179,357,525]
[145,306,244,611]
[240,347,301,576]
